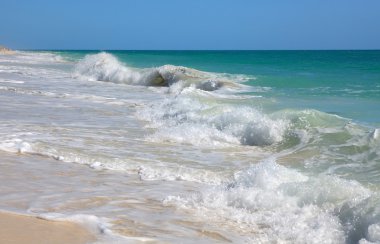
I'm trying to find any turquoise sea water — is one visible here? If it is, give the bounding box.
[1,50,380,243]
[54,50,380,125]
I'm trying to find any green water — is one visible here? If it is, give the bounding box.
[52,50,380,126]
[1,48,378,243]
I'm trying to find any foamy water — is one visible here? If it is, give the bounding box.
[1,51,380,243]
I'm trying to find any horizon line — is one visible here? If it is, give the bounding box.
[20,48,380,52]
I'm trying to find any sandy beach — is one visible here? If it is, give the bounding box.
[0,211,95,244]
[1,47,95,244]
[0,46,14,55]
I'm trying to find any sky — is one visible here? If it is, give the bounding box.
[0,0,380,50]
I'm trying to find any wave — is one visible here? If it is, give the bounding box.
[73,53,294,148]
[0,85,133,106]
[0,51,65,64]
[137,90,289,147]
[136,89,380,192]
[0,136,227,185]
[164,159,380,243]
[74,52,247,91]
[1,133,379,242]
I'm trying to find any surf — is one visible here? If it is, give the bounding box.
[74,52,245,91]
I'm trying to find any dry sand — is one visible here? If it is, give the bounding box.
[0,211,96,244]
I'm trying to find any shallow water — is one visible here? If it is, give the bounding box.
[0,50,379,243]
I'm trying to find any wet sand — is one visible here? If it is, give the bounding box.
[0,211,95,244]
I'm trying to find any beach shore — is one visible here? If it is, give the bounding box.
[0,211,95,244]
[0,46,14,54]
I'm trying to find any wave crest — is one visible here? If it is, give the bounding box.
[74,52,164,86]
[74,52,244,91]
[137,92,289,147]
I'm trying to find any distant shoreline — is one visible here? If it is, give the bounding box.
[0,45,14,54]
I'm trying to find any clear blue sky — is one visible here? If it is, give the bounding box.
[1,0,380,50]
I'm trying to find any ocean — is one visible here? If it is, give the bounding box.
[0,50,379,243]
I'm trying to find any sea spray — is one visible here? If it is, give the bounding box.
[74,52,246,91]
[137,87,289,147]
[164,159,379,243]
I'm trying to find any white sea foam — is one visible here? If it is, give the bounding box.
[0,51,64,64]
[0,52,70,81]
[74,52,162,86]
[371,128,380,141]
[0,138,33,153]
[74,53,289,149]
[38,212,141,243]
[0,136,227,185]
[2,50,380,242]
[365,224,380,243]
[138,165,227,185]
[164,159,377,243]
[138,88,288,147]
[0,79,24,84]
[74,52,247,91]
[0,85,137,106]
[38,212,109,235]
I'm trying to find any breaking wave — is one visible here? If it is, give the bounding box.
[137,89,289,147]
[164,159,380,243]
[74,52,247,91]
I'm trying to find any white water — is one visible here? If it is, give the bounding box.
[1,51,380,243]
[74,52,247,91]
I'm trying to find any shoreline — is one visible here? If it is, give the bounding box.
[0,45,15,54]
[0,211,96,244]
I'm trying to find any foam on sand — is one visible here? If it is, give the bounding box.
[0,211,95,244]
